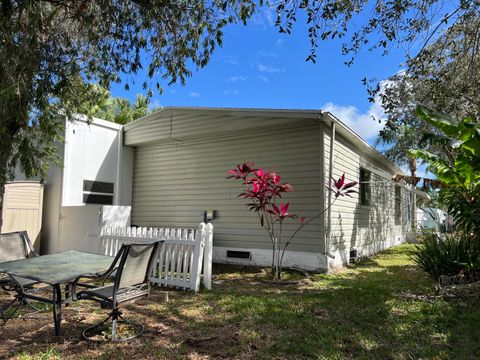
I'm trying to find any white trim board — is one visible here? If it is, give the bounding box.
[212,246,327,272]
[327,234,406,270]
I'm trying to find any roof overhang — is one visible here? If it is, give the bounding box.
[124,106,405,176]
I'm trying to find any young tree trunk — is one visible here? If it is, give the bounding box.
[272,237,280,280]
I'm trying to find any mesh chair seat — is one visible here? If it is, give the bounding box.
[11,276,37,288]
[81,283,149,303]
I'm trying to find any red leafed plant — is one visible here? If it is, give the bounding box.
[228,162,358,279]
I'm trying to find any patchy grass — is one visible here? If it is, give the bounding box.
[1,244,480,359]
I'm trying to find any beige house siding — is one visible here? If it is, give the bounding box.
[1,182,44,252]
[323,126,411,268]
[131,123,325,254]
[125,107,410,271]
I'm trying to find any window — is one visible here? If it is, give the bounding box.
[83,180,114,205]
[406,191,413,221]
[359,168,371,206]
[395,186,401,224]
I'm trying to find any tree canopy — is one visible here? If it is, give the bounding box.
[375,10,480,168]
[67,79,157,124]
[0,0,256,187]
[2,0,479,190]
[410,106,480,234]
[274,0,479,168]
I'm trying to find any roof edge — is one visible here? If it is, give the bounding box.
[321,112,405,176]
[123,106,322,131]
[124,106,404,176]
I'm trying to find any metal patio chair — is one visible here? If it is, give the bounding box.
[78,241,161,341]
[0,231,43,321]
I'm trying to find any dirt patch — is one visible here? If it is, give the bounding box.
[437,280,480,301]
[0,284,258,359]
[396,280,480,305]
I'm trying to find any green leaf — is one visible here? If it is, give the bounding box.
[416,105,459,137]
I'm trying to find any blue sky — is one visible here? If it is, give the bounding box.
[110,8,408,145]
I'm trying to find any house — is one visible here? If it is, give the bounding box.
[417,207,453,232]
[122,107,414,271]
[13,107,416,272]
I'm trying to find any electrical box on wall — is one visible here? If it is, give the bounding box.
[201,209,216,223]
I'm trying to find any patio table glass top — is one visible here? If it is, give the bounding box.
[0,250,114,285]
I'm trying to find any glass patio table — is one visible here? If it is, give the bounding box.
[0,250,114,336]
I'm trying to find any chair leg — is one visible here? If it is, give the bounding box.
[83,308,145,342]
[1,291,48,324]
[0,296,22,323]
[23,298,46,312]
[111,314,118,341]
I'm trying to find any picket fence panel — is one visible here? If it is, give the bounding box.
[100,222,213,292]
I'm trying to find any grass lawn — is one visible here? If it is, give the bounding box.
[1,244,480,359]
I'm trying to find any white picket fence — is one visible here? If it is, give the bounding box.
[100,222,213,292]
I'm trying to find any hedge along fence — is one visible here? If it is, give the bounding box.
[100,222,213,292]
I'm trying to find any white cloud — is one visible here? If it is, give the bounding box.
[276,38,284,47]
[224,89,239,96]
[149,99,162,110]
[188,92,200,98]
[321,100,385,141]
[251,7,276,28]
[258,75,269,82]
[222,55,239,65]
[228,76,248,82]
[264,7,276,26]
[257,50,278,58]
[257,63,284,73]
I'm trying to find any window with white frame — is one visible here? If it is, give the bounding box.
[360,168,371,206]
[395,186,402,224]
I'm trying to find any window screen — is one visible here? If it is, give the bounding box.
[360,168,371,206]
[406,191,413,221]
[395,186,402,224]
[82,180,114,205]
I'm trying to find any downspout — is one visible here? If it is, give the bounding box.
[325,120,336,260]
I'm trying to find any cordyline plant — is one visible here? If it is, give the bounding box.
[228,162,357,279]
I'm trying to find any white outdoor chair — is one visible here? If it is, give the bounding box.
[78,241,161,341]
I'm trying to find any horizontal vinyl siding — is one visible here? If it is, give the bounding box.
[125,110,319,145]
[324,131,411,253]
[131,124,324,253]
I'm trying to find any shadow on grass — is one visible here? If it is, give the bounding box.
[2,245,480,359]
[133,247,480,359]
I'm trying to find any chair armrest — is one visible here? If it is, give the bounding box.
[100,267,118,285]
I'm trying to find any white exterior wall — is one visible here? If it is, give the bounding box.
[54,116,134,253]
[14,116,134,254]
[324,129,411,269]
[62,117,122,206]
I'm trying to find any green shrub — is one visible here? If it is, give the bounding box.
[411,232,480,282]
